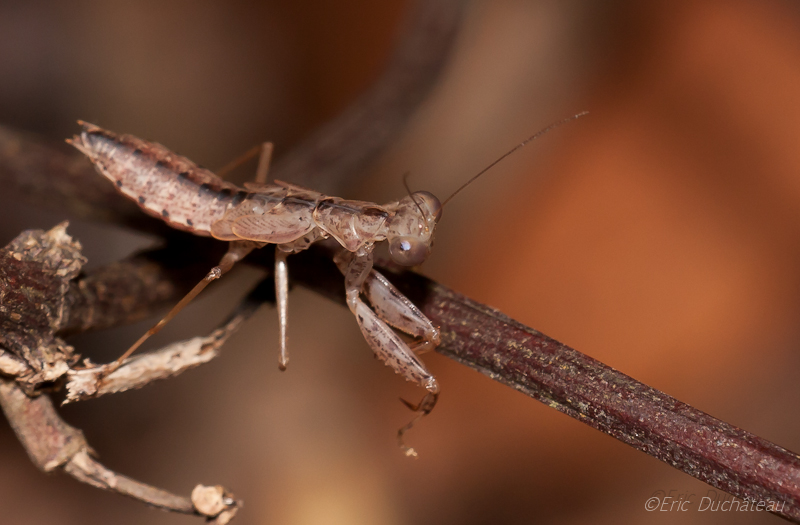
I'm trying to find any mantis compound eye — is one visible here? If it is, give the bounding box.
[411,191,442,223]
[389,237,430,266]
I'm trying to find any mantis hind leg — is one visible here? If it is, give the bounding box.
[104,141,275,377]
[103,241,255,376]
[215,141,274,183]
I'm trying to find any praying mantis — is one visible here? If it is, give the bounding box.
[67,112,585,455]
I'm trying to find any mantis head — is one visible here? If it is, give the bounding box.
[386,191,442,267]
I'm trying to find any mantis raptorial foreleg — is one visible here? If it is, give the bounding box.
[336,249,439,457]
[362,269,441,355]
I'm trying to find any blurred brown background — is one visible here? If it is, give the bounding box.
[2,0,800,524]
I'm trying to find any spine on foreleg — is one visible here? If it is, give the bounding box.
[354,301,434,386]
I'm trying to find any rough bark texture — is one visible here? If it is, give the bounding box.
[0,226,243,520]
[0,223,83,391]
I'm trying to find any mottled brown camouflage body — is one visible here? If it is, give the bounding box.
[68,122,247,236]
[69,122,443,455]
[69,124,396,253]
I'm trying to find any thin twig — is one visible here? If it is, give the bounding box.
[65,275,273,403]
[0,378,240,523]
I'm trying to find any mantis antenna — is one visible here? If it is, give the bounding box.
[441,111,589,207]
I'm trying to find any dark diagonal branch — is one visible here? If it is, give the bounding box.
[286,248,800,521]
[272,0,466,193]
[0,125,149,229]
[61,241,224,334]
